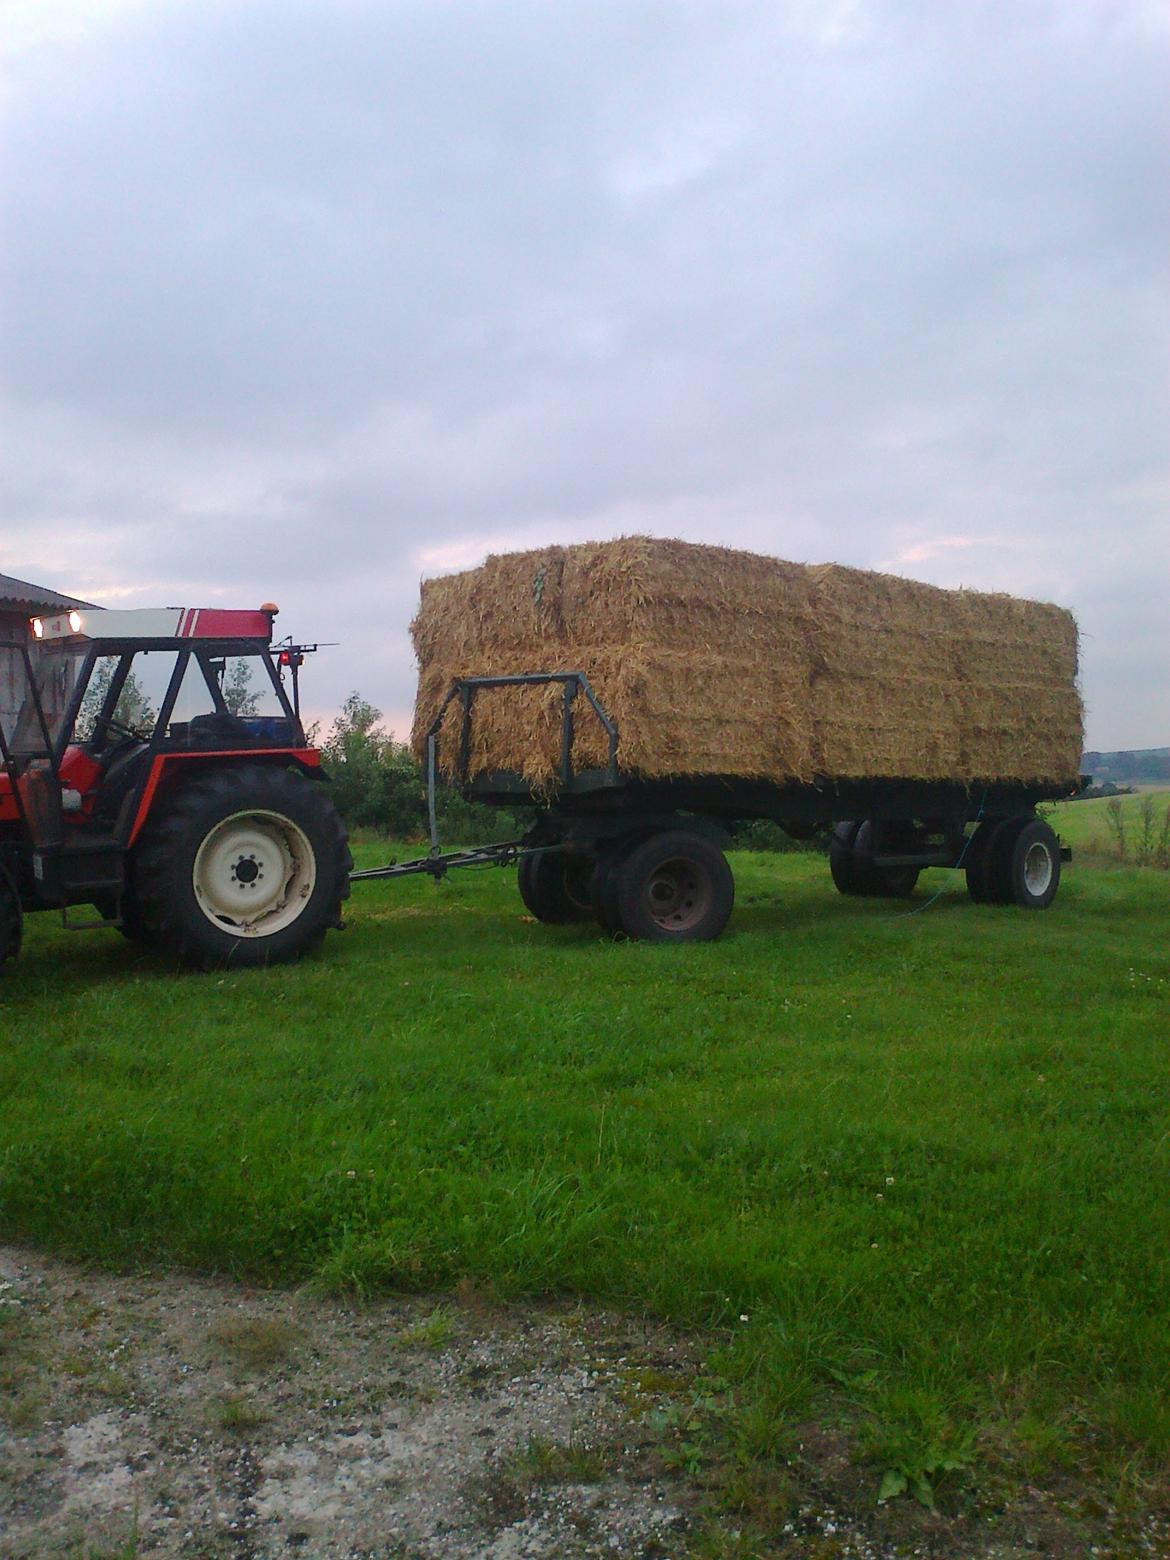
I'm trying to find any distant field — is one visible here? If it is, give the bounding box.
[2,845,1168,1531]
[1049,790,1170,858]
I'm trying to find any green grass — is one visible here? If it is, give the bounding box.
[2,842,1168,1511]
[1048,792,1170,863]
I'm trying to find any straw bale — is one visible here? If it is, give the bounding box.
[956,682,1085,784]
[559,537,812,652]
[950,593,1079,687]
[410,536,1083,789]
[412,641,812,789]
[810,672,964,780]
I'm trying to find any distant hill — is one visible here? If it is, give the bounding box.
[1082,748,1170,783]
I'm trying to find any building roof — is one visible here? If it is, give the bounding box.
[0,573,97,613]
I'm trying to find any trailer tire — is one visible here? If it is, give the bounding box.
[964,821,1001,903]
[130,764,351,970]
[852,821,921,898]
[590,842,637,936]
[0,866,22,972]
[611,831,734,942]
[831,821,919,898]
[980,818,1029,905]
[117,881,157,946]
[829,822,864,895]
[91,883,157,945]
[1001,817,1061,909]
[517,850,594,923]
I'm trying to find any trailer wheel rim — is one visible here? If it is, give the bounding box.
[1022,840,1054,898]
[642,857,711,933]
[193,809,317,937]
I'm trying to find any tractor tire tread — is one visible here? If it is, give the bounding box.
[130,763,351,970]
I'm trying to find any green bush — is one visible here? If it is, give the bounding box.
[319,692,524,843]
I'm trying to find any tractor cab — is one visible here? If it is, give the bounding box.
[0,607,349,972]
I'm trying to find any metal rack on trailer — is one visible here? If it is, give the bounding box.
[352,672,1081,943]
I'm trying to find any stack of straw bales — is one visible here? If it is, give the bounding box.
[410,537,1082,790]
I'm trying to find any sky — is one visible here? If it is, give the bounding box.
[1,0,1166,750]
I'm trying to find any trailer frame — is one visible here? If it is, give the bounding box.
[350,673,1082,935]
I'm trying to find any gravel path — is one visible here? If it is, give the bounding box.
[2,1247,1167,1560]
[0,1247,696,1558]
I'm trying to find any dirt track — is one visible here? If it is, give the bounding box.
[2,1247,1167,1559]
[0,1247,700,1558]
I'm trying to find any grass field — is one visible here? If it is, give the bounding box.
[2,827,1169,1531]
[1049,789,1170,863]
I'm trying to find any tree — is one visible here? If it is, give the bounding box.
[321,693,425,835]
[76,657,155,741]
[222,658,260,716]
[319,690,527,841]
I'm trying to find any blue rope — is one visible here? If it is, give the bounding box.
[889,788,988,919]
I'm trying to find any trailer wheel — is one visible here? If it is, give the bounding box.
[999,817,1061,909]
[91,883,157,945]
[517,850,594,923]
[0,867,22,972]
[130,764,351,970]
[585,845,627,937]
[117,881,157,945]
[831,821,919,898]
[964,821,1003,903]
[829,822,864,894]
[852,821,920,898]
[977,818,1030,905]
[611,831,734,942]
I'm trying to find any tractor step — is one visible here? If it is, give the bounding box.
[33,840,125,904]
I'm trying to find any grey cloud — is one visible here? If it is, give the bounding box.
[2,0,1166,746]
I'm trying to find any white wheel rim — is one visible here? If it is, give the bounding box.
[192,809,317,938]
[1023,840,1054,897]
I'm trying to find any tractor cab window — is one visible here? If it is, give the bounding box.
[213,654,291,723]
[86,647,295,751]
[8,642,84,756]
[75,656,154,745]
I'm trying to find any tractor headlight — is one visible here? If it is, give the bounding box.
[31,618,43,639]
[68,610,83,633]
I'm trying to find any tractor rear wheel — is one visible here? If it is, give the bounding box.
[517,849,594,923]
[0,867,22,972]
[130,764,351,969]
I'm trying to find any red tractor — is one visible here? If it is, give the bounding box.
[0,605,350,971]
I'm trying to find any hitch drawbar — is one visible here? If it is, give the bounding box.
[349,842,527,884]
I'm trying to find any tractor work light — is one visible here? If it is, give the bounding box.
[31,618,43,638]
[68,610,83,633]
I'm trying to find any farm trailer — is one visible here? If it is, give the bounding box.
[352,670,1082,944]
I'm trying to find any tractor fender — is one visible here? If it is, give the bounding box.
[126,749,325,846]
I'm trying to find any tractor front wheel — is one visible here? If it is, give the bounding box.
[129,764,351,969]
